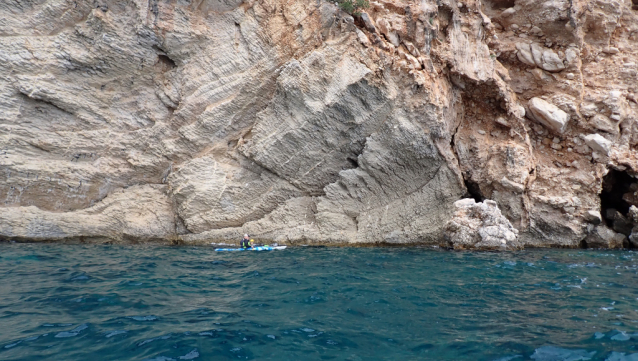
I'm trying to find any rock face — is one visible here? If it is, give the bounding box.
[445,199,522,250]
[1,0,638,248]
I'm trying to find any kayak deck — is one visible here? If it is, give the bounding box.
[214,246,287,252]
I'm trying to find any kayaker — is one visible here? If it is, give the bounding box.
[240,234,252,249]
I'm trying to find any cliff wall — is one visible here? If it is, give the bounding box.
[1,0,637,247]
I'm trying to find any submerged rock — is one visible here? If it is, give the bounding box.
[444,199,522,250]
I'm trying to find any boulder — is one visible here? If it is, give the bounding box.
[376,18,399,47]
[500,177,525,192]
[583,134,612,155]
[584,210,602,225]
[516,43,565,72]
[528,97,569,133]
[630,226,638,247]
[586,226,625,248]
[565,47,579,65]
[444,199,522,250]
[516,43,536,66]
[500,8,516,17]
[588,114,618,134]
[359,12,377,33]
[541,49,566,72]
[622,191,638,208]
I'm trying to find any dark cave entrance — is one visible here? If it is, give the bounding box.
[484,0,516,9]
[153,45,177,70]
[158,54,177,69]
[633,0,638,10]
[464,178,485,203]
[600,169,637,238]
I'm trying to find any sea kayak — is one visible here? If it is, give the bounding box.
[214,246,287,252]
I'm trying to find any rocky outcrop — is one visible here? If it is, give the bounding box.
[1,0,638,248]
[444,199,522,250]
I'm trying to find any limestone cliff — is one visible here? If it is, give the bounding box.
[1,0,637,248]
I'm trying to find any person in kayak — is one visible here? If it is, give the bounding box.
[240,234,252,249]
[240,234,266,249]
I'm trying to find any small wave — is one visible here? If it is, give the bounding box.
[137,334,171,347]
[54,323,88,338]
[606,352,638,361]
[493,356,522,361]
[3,341,21,349]
[128,315,158,321]
[179,349,199,360]
[105,330,127,338]
[530,346,595,361]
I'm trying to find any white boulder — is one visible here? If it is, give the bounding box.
[516,43,565,72]
[516,43,536,67]
[528,97,569,134]
[444,199,522,250]
[583,134,612,155]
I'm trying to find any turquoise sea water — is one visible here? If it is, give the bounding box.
[1,244,638,361]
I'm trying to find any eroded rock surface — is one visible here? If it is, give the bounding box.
[1,0,638,248]
[445,199,522,250]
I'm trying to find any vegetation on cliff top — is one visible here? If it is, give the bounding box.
[336,0,370,15]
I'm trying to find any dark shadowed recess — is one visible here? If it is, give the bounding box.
[600,169,638,246]
[600,169,633,217]
[463,178,485,203]
[153,45,177,69]
[482,0,516,9]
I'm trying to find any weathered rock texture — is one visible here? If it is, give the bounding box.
[1,0,638,247]
[445,198,522,250]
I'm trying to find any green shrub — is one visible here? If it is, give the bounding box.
[336,0,370,15]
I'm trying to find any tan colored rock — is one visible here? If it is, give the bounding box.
[588,114,618,134]
[0,0,637,250]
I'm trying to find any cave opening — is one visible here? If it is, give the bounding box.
[601,169,633,216]
[464,178,485,203]
[157,54,176,69]
[153,45,177,69]
[633,0,638,10]
[483,0,516,10]
[346,156,359,168]
[600,169,637,238]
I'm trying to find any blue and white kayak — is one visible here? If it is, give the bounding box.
[214,246,287,252]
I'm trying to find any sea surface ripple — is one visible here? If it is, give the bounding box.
[1,244,638,360]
